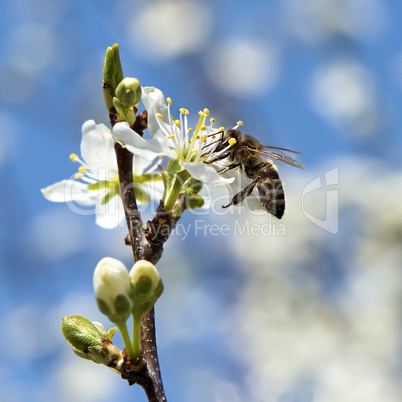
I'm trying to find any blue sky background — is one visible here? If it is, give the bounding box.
[1,1,402,401]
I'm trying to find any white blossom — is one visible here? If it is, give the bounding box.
[41,120,163,229]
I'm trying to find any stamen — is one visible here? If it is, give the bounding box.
[167,135,175,139]
[75,172,84,179]
[237,120,243,126]
[228,138,237,146]
[70,153,79,162]
[167,97,172,106]
[174,120,181,127]
[156,113,163,119]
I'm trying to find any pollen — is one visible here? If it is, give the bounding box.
[203,108,210,116]
[228,138,237,146]
[191,148,198,153]
[167,97,172,106]
[237,120,243,126]
[210,118,215,123]
[179,108,189,115]
[156,113,163,119]
[167,134,175,139]
[78,165,88,172]
[200,124,207,131]
[174,120,181,127]
[75,172,84,179]
[70,153,79,162]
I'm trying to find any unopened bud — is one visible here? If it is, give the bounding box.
[115,77,142,108]
[61,315,124,370]
[93,257,134,324]
[61,315,103,353]
[129,260,164,317]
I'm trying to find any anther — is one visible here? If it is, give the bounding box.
[210,118,215,123]
[167,135,175,139]
[167,97,172,106]
[78,165,87,172]
[70,153,79,162]
[174,120,181,127]
[75,172,84,179]
[237,120,243,126]
[156,113,163,119]
[191,148,198,153]
[203,108,210,115]
[200,125,207,131]
[228,138,237,146]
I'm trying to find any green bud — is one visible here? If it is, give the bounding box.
[61,315,124,371]
[61,315,103,353]
[115,77,142,108]
[187,194,205,209]
[93,257,134,325]
[103,44,123,89]
[112,97,136,126]
[129,260,164,317]
[103,44,124,112]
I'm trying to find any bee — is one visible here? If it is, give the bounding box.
[204,129,305,219]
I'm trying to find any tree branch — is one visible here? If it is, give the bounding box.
[112,111,181,401]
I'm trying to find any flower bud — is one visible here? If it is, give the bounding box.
[129,260,164,317]
[93,257,134,324]
[115,77,142,108]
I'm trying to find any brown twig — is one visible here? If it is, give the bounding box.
[111,109,180,401]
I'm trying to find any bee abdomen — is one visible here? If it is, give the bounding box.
[256,165,285,219]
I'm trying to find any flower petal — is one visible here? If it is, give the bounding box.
[113,122,174,160]
[182,162,234,185]
[141,87,169,139]
[80,120,118,179]
[95,193,126,229]
[132,154,161,175]
[41,180,97,206]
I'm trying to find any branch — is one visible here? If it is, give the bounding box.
[112,111,181,401]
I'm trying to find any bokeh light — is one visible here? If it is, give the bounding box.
[1,0,402,401]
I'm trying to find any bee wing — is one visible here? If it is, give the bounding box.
[246,146,306,169]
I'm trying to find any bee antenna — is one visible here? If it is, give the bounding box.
[202,137,224,150]
[206,129,224,138]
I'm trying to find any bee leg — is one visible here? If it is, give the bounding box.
[204,152,230,164]
[222,181,257,208]
[217,163,241,174]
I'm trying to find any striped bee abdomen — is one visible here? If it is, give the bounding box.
[254,163,285,219]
